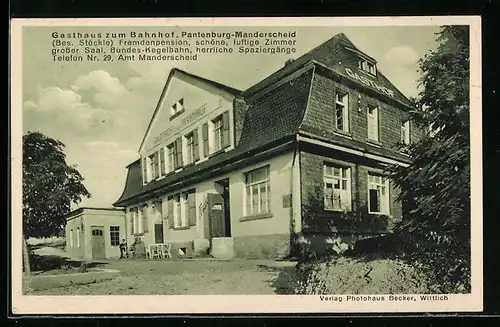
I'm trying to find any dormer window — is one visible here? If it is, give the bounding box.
[170,98,185,119]
[358,58,377,76]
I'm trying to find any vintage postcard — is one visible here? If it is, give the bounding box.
[10,16,482,314]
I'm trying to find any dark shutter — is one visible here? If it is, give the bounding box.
[175,137,183,169]
[192,129,200,161]
[167,197,174,229]
[187,191,197,226]
[159,147,165,175]
[142,205,149,233]
[153,152,159,179]
[202,123,209,157]
[222,111,230,148]
[142,157,148,184]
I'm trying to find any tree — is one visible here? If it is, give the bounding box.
[22,132,91,271]
[389,26,470,292]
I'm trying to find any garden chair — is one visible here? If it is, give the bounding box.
[159,243,172,259]
[150,244,161,259]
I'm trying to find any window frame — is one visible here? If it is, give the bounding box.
[110,226,120,246]
[212,115,224,153]
[166,143,175,173]
[358,58,377,76]
[401,119,411,145]
[367,104,380,142]
[184,132,195,165]
[323,163,352,212]
[244,165,271,216]
[334,91,349,133]
[367,173,390,215]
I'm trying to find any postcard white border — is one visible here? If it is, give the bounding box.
[10,16,482,314]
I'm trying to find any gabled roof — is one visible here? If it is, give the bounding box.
[114,33,413,206]
[244,33,411,108]
[137,68,243,153]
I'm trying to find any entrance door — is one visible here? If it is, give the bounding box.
[207,193,226,238]
[91,226,106,260]
[215,178,231,237]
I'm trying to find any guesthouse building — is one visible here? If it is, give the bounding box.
[113,33,423,258]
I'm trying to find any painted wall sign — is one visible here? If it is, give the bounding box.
[152,104,207,147]
[344,68,395,98]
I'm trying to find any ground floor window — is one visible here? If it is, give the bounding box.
[168,189,196,228]
[69,229,73,248]
[76,227,80,248]
[324,163,352,211]
[368,173,390,214]
[110,226,120,246]
[245,165,270,216]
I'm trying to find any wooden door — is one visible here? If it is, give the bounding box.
[154,223,164,244]
[208,193,225,238]
[91,227,106,260]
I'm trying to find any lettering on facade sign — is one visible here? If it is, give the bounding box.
[344,68,395,98]
[212,203,223,210]
[152,104,207,147]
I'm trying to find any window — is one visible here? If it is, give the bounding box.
[401,119,410,145]
[358,58,377,75]
[184,132,196,165]
[110,226,120,246]
[131,205,148,235]
[367,104,379,141]
[245,166,270,216]
[69,229,73,248]
[368,173,390,214]
[324,164,352,211]
[212,116,223,153]
[173,194,187,228]
[335,92,349,132]
[148,152,159,181]
[167,144,175,173]
[76,227,80,248]
[170,98,184,117]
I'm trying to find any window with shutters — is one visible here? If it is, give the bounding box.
[212,116,223,153]
[401,119,410,145]
[368,173,390,215]
[174,137,183,169]
[244,166,270,216]
[323,164,352,211]
[184,131,199,165]
[335,92,349,132]
[149,152,159,180]
[131,205,148,235]
[166,143,174,173]
[110,226,120,246]
[367,104,379,142]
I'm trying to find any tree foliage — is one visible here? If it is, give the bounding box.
[389,26,471,292]
[23,132,91,238]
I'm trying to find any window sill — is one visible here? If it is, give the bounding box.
[209,149,225,159]
[366,139,382,147]
[172,225,191,231]
[324,209,351,213]
[240,212,273,222]
[368,212,391,217]
[333,130,352,139]
[169,108,185,121]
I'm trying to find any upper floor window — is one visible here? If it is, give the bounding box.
[184,132,195,165]
[335,92,349,132]
[170,98,184,118]
[367,104,379,142]
[324,164,351,211]
[358,58,377,76]
[401,119,410,145]
[149,152,159,180]
[203,111,231,157]
[245,166,270,216]
[368,173,390,215]
[212,116,223,153]
[166,143,175,173]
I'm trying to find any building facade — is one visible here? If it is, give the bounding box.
[114,33,423,258]
[65,208,126,261]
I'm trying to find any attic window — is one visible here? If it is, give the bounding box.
[170,98,185,119]
[358,58,376,76]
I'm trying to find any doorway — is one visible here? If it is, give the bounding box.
[215,178,231,237]
[91,226,106,260]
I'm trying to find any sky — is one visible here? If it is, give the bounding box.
[21,24,441,209]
